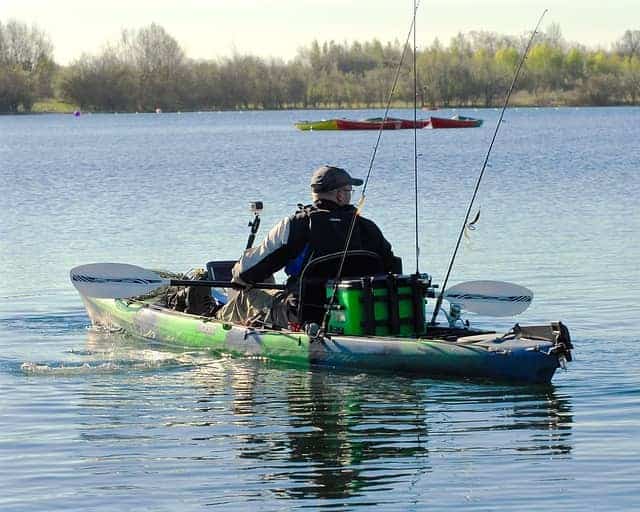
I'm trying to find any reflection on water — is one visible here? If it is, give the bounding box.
[180,341,574,503]
[281,372,430,499]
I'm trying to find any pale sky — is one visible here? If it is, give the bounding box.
[1,0,636,64]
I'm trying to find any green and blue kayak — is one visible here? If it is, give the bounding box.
[80,295,572,384]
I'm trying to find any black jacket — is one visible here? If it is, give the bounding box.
[232,199,396,285]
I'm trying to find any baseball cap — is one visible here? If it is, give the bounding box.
[310,165,364,192]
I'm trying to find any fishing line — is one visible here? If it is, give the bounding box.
[321,0,421,332]
[429,9,548,325]
[360,0,421,197]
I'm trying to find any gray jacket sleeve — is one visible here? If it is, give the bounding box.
[231,214,309,285]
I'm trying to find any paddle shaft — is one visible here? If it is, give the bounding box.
[169,279,285,291]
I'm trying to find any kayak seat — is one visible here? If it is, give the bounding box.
[297,250,386,325]
[206,260,236,282]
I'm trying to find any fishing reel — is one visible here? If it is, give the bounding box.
[426,281,470,328]
[443,303,470,329]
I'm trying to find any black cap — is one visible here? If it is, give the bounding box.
[310,165,364,192]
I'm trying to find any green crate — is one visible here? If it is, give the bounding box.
[326,275,427,336]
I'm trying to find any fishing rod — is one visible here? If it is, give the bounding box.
[321,0,422,333]
[429,9,548,325]
[360,0,421,199]
[412,0,420,275]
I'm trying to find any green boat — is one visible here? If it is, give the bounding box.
[72,262,573,385]
[294,119,339,131]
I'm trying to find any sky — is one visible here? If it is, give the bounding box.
[1,0,637,64]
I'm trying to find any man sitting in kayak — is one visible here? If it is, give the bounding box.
[215,164,397,328]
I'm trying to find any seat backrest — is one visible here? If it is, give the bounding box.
[206,260,236,282]
[297,250,385,324]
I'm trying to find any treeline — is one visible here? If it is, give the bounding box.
[1,19,639,113]
[0,20,55,112]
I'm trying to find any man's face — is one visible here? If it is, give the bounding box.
[335,186,353,206]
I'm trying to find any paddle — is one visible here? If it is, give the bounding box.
[443,280,533,317]
[70,262,285,299]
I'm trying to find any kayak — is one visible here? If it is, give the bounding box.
[430,115,483,128]
[364,117,431,129]
[294,118,430,131]
[336,118,403,130]
[79,294,572,384]
[294,119,339,131]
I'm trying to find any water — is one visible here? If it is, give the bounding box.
[1,107,639,510]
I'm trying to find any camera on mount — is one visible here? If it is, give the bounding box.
[249,201,263,213]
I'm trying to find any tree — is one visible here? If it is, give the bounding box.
[188,60,223,109]
[542,22,565,49]
[526,43,565,94]
[0,19,54,112]
[62,49,136,111]
[564,47,586,87]
[576,74,621,105]
[118,23,187,110]
[446,33,474,105]
[284,62,307,107]
[0,66,30,112]
[620,56,640,103]
[586,50,621,75]
[471,48,498,106]
[615,30,640,61]
[418,39,452,107]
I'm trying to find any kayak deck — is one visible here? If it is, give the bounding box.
[81,296,572,384]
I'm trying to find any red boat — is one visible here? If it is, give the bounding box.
[336,118,403,130]
[429,115,483,129]
[364,117,431,129]
[398,118,431,129]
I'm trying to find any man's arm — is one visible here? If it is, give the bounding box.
[233,215,308,284]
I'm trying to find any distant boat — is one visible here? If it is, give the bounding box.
[430,115,483,129]
[294,119,339,131]
[336,118,403,130]
[295,117,430,131]
[364,117,431,129]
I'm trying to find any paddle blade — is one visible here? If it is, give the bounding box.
[70,263,168,298]
[444,280,533,317]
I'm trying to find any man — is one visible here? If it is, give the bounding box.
[216,164,396,328]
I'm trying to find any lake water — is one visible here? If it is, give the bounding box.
[1,107,639,511]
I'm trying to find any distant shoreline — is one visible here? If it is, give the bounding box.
[5,104,637,116]
[3,21,639,115]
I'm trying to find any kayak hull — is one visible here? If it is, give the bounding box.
[430,116,483,128]
[81,296,569,384]
[363,117,431,129]
[295,119,339,131]
[336,119,402,130]
[295,118,430,131]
